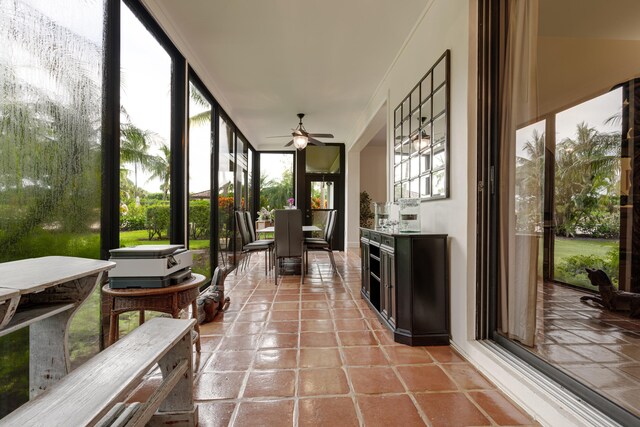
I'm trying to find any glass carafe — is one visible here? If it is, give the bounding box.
[399,198,420,232]
[374,202,390,230]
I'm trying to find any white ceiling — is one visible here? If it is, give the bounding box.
[539,0,640,41]
[142,0,429,150]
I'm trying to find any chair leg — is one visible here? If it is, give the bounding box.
[305,250,309,274]
[264,249,268,275]
[274,257,278,285]
[328,250,337,275]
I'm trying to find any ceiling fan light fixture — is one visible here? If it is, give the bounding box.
[293,134,308,150]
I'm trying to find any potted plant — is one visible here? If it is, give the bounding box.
[256,206,275,230]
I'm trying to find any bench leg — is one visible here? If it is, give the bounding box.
[190,301,201,353]
[29,310,72,398]
[151,331,197,426]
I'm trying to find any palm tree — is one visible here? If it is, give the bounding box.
[554,122,620,236]
[515,129,545,233]
[120,108,161,199]
[188,83,211,127]
[148,144,171,200]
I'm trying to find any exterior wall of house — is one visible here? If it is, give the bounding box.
[346,1,613,425]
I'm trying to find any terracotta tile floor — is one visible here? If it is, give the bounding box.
[129,251,537,426]
[531,282,640,416]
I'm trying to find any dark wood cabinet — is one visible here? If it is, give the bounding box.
[360,228,449,346]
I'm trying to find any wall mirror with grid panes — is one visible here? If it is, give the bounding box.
[393,50,449,201]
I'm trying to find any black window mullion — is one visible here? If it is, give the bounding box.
[170,56,187,245]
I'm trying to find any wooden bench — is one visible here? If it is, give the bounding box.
[1,317,198,427]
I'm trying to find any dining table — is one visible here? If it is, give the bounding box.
[256,225,321,234]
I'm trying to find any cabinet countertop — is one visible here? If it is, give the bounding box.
[359,227,448,238]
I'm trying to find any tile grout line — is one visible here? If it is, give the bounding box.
[227,260,263,427]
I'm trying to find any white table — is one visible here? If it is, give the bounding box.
[257,225,321,234]
[0,256,115,397]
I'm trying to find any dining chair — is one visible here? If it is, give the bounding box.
[246,210,274,266]
[304,209,337,274]
[274,209,305,284]
[235,210,274,274]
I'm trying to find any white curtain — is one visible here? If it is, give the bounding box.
[498,0,540,347]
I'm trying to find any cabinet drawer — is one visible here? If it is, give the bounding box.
[370,232,381,244]
[361,229,370,239]
[381,235,394,247]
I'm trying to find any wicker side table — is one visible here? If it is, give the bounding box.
[102,273,206,352]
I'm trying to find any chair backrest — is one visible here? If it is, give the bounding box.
[324,210,337,245]
[235,210,250,247]
[275,209,303,257]
[322,210,334,241]
[244,211,257,243]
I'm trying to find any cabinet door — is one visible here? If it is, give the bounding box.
[388,252,396,327]
[361,240,370,297]
[380,250,390,319]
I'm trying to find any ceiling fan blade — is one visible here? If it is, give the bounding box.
[284,139,294,147]
[308,137,326,146]
[307,133,334,138]
[266,135,293,138]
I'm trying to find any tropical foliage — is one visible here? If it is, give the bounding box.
[554,123,620,238]
[516,122,622,287]
[360,191,375,228]
[259,169,294,209]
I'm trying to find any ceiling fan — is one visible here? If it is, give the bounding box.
[268,113,334,150]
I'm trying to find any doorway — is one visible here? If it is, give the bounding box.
[296,144,345,250]
[305,176,339,246]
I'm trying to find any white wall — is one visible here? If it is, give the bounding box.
[347,0,473,353]
[345,150,360,255]
[359,145,387,204]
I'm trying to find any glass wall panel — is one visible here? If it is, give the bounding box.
[235,136,247,254]
[493,0,635,417]
[248,148,254,219]
[119,1,172,249]
[259,153,294,211]
[188,81,212,278]
[217,117,235,269]
[0,0,103,416]
[115,0,173,338]
[305,146,341,174]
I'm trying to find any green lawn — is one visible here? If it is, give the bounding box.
[553,237,618,289]
[553,237,617,262]
[119,230,210,249]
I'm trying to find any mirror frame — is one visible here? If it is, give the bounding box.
[393,50,450,202]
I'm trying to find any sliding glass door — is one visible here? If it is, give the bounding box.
[480,0,640,422]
